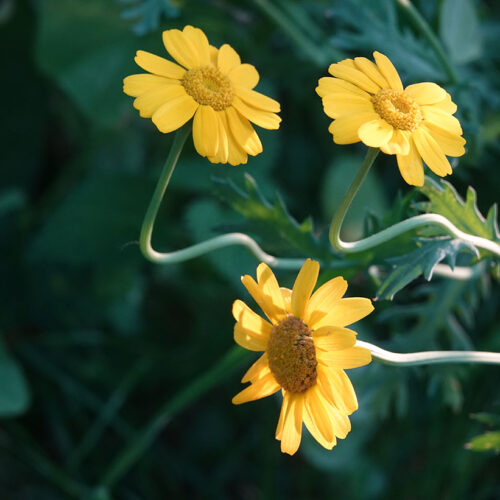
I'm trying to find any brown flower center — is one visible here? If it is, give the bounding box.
[267,316,317,393]
[181,66,233,111]
[371,88,422,131]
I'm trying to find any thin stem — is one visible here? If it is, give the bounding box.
[98,346,249,489]
[329,148,500,257]
[357,340,500,367]
[396,0,459,84]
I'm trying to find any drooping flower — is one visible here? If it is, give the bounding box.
[316,51,466,186]
[232,259,374,455]
[123,25,281,166]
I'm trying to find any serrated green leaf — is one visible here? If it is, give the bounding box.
[419,177,499,243]
[465,431,500,452]
[377,238,479,300]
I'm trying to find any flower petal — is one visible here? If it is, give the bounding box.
[241,353,270,383]
[380,129,410,155]
[182,25,210,66]
[256,263,288,323]
[232,96,281,129]
[218,44,241,74]
[123,74,176,97]
[423,123,466,157]
[229,63,260,89]
[232,372,280,405]
[291,259,319,320]
[234,322,267,351]
[226,107,263,156]
[413,126,453,177]
[134,84,186,118]
[152,94,198,133]
[232,299,271,333]
[318,346,372,369]
[162,29,200,69]
[208,111,229,163]
[324,404,351,439]
[304,385,335,447]
[280,287,293,314]
[134,50,186,79]
[328,112,380,144]
[317,366,358,414]
[353,57,390,88]
[316,77,370,99]
[192,105,219,157]
[322,94,374,119]
[432,92,457,114]
[305,276,348,327]
[328,63,380,93]
[405,82,446,105]
[396,136,424,186]
[373,51,403,91]
[422,106,462,135]
[275,390,288,441]
[357,119,394,147]
[280,393,304,455]
[314,327,357,351]
[241,274,282,324]
[219,111,248,166]
[234,86,280,113]
[313,297,374,329]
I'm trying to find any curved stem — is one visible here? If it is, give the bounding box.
[357,340,500,367]
[396,0,459,84]
[329,148,500,257]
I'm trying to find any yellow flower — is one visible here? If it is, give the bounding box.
[316,52,466,186]
[232,259,374,455]
[123,26,281,166]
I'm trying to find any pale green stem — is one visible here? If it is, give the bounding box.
[396,0,458,84]
[329,148,500,257]
[357,340,500,367]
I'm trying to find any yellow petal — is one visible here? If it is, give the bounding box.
[275,390,288,440]
[235,86,280,113]
[373,51,403,91]
[433,92,457,114]
[123,74,175,97]
[314,327,357,351]
[280,287,292,314]
[313,297,374,329]
[291,259,319,320]
[182,25,210,66]
[217,44,241,74]
[317,366,358,414]
[232,372,280,405]
[380,129,410,155]
[256,263,288,323]
[162,29,200,69]
[192,105,219,157]
[241,353,270,383]
[241,274,281,324]
[396,137,424,186]
[328,112,380,144]
[353,57,390,88]
[209,45,218,65]
[232,299,272,338]
[219,111,248,166]
[210,111,229,163]
[422,106,462,135]
[280,393,304,455]
[405,82,446,105]
[134,50,186,79]
[133,84,186,118]
[413,126,453,177]
[318,346,372,369]
[152,94,198,133]
[234,322,268,351]
[324,404,351,439]
[232,96,281,129]
[322,93,374,119]
[304,385,335,446]
[229,64,260,89]
[423,123,466,157]
[316,77,370,99]
[305,276,347,327]
[226,107,263,156]
[358,119,394,147]
[328,63,380,94]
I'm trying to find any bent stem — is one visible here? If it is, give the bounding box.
[357,340,500,367]
[329,148,500,257]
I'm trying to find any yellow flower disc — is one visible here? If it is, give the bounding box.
[371,89,422,132]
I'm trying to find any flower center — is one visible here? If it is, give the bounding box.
[182,66,233,111]
[371,89,422,132]
[267,316,317,393]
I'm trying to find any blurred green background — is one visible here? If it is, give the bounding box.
[1,0,499,498]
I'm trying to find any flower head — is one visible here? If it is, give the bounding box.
[123,25,281,166]
[316,52,466,186]
[232,259,374,455]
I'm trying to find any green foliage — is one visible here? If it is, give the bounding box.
[465,432,500,452]
[119,0,179,36]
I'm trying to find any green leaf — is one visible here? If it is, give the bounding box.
[419,178,499,243]
[470,413,500,426]
[120,0,179,36]
[465,431,500,452]
[377,238,479,300]
[0,341,30,417]
[440,0,482,64]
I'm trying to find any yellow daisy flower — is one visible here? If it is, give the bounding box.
[316,51,466,186]
[123,25,281,166]
[232,259,374,455]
